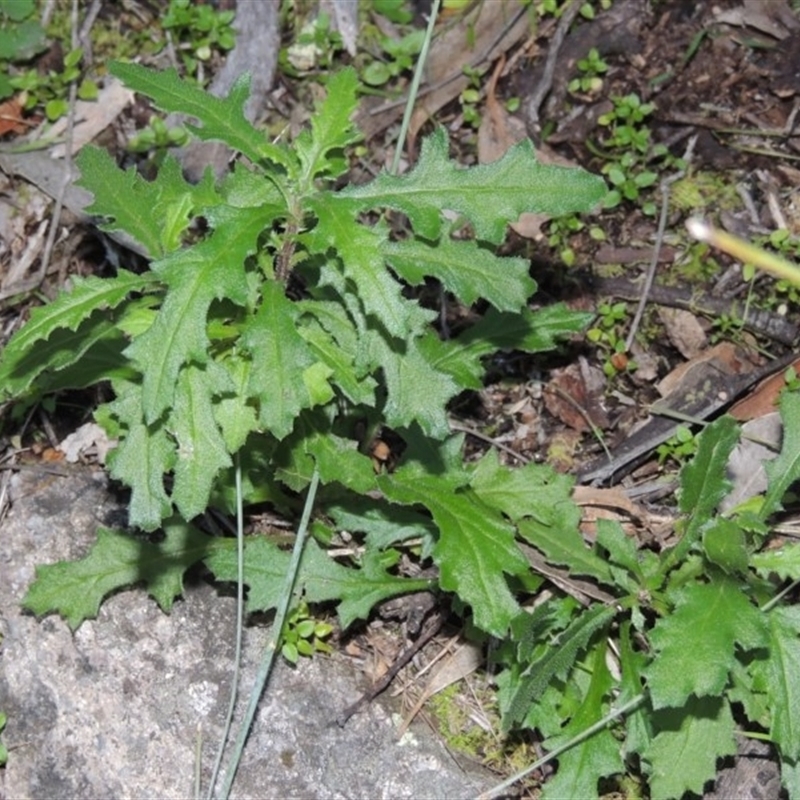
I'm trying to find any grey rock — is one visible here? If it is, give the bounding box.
[0,467,494,799]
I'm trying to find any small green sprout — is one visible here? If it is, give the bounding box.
[547,213,602,266]
[458,64,486,128]
[11,47,98,121]
[568,47,608,95]
[361,29,424,88]
[282,12,343,76]
[587,301,636,377]
[280,602,334,665]
[656,424,699,466]
[372,0,414,24]
[0,0,47,100]
[592,93,680,215]
[162,0,235,82]
[783,366,800,394]
[127,115,189,154]
[536,0,612,19]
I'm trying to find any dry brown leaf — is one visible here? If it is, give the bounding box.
[477,55,520,164]
[49,78,134,158]
[720,412,781,513]
[406,0,529,143]
[729,356,800,421]
[656,342,755,398]
[657,306,708,359]
[544,358,609,432]
[573,485,645,520]
[574,484,644,540]
[0,95,29,137]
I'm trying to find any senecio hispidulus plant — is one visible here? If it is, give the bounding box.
[7,63,800,799]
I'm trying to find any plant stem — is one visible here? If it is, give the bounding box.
[215,468,321,800]
[476,693,646,800]
[205,454,246,799]
[390,0,440,176]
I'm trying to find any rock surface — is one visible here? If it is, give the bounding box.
[0,466,494,799]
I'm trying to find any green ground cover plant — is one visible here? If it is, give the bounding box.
[162,0,236,84]
[0,60,603,633]
[4,58,800,799]
[0,0,47,101]
[0,0,98,121]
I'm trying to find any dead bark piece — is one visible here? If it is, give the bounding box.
[578,345,795,485]
[595,276,800,347]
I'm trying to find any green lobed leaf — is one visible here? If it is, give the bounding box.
[729,658,770,733]
[76,146,164,258]
[618,621,651,756]
[169,363,233,520]
[1,314,123,400]
[761,391,800,520]
[274,411,378,495]
[782,759,800,799]
[301,543,434,630]
[470,449,576,524]
[220,160,286,208]
[337,128,606,245]
[297,316,377,406]
[595,518,643,583]
[371,333,458,439]
[328,497,437,550]
[422,304,594,391]
[126,205,263,424]
[306,198,435,339]
[462,303,595,353]
[702,517,748,575]
[205,536,432,629]
[295,68,361,183]
[644,579,767,710]
[32,322,134,395]
[381,237,536,312]
[0,270,150,398]
[644,697,736,800]
[379,467,529,636]
[502,604,617,730]
[243,282,332,440]
[541,642,624,800]
[517,515,613,586]
[762,606,800,761]
[678,415,740,535]
[105,385,175,530]
[21,522,212,629]
[303,429,378,496]
[110,61,293,170]
[751,542,800,581]
[416,330,485,390]
[213,356,259,453]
